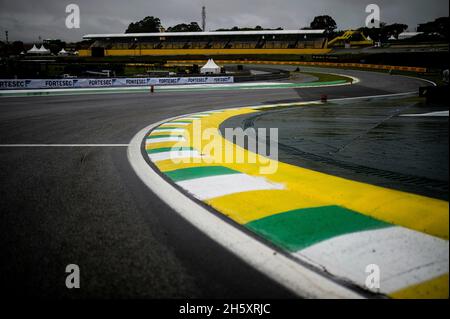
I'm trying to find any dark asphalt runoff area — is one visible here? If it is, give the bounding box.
[0,67,441,298]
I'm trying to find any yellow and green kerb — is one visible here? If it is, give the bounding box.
[144,103,449,299]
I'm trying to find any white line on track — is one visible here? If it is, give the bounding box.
[332,91,418,102]
[401,110,449,117]
[0,144,129,147]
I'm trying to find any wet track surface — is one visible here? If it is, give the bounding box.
[222,97,449,200]
[0,67,443,298]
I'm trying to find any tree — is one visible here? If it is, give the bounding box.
[359,22,408,42]
[384,23,408,39]
[418,17,449,40]
[0,41,6,57]
[310,15,337,35]
[44,39,66,55]
[11,41,24,55]
[125,16,162,33]
[215,26,283,31]
[167,22,202,32]
[359,24,388,42]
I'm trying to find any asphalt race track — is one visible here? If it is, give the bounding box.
[0,67,443,298]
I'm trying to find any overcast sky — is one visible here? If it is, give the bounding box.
[0,0,448,42]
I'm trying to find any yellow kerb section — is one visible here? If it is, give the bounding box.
[390,274,449,299]
[146,106,449,239]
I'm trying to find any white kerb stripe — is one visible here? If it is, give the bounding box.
[146,136,186,144]
[152,128,187,133]
[0,144,129,147]
[295,227,449,294]
[148,150,203,162]
[176,173,284,200]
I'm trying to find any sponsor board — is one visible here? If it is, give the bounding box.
[0,76,234,90]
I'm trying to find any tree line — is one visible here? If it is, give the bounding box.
[125,16,286,33]
[125,15,449,42]
[305,15,448,41]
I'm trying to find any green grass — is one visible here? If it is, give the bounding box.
[293,71,353,83]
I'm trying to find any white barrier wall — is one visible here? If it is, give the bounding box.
[0,76,234,90]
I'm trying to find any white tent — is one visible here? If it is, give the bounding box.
[200,59,221,74]
[37,45,51,54]
[58,48,69,56]
[27,44,40,54]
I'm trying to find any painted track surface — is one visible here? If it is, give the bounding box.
[0,67,444,298]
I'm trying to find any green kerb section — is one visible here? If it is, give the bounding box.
[146,147,194,154]
[165,166,240,182]
[246,206,392,252]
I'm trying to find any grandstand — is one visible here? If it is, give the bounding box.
[80,30,331,57]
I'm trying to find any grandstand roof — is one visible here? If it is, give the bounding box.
[83,29,325,39]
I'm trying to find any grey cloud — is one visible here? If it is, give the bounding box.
[0,0,448,42]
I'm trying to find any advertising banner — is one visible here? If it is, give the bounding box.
[0,76,234,90]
